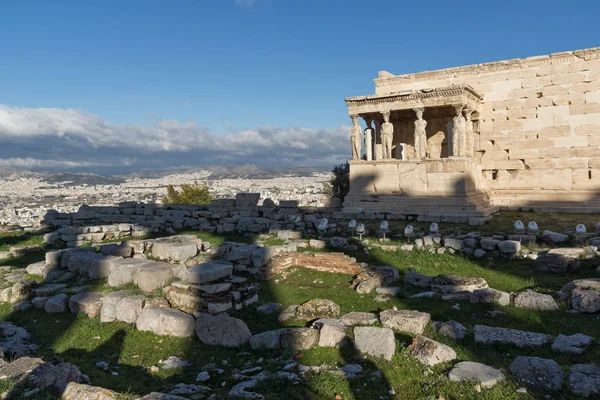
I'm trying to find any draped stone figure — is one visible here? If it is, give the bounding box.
[463,108,474,157]
[413,107,427,159]
[381,111,394,159]
[363,118,373,161]
[350,115,362,160]
[452,105,466,157]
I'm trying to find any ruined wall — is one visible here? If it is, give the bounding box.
[374,48,600,211]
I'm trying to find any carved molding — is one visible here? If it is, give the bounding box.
[345,86,482,112]
[348,157,476,165]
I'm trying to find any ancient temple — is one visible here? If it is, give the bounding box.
[343,47,600,223]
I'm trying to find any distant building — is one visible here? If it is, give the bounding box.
[343,47,600,223]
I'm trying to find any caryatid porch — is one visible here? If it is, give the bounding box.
[343,86,498,223]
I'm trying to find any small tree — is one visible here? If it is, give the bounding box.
[162,181,212,204]
[323,162,350,202]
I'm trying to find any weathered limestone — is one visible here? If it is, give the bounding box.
[552,333,594,355]
[431,320,468,340]
[62,382,118,400]
[295,299,340,321]
[187,262,233,284]
[108,258,153,287]
[431,275,488,293]
[535,247,590,273]
[249,328,319,351]
[408,336,456,366]
[514,290,559,311]
[133,263,183,293]
[44,294,68,313]
[570,364,600,398]
[136,307,195,337]
[340,312,378,326]
[115,295,145,323]
[313,318,347,347]
[363,118,373,161]
[452,105,466,157]
[69,292,103,318]
[471,288,511,306]
[350,115,362,160]
[149,236,199,262]
[379,309,430,335]
[195,313,252,347]
[448,361,505,388]
[509,356,563,391]
[381,111,393,159]
[572,289,600,313]
[100,290,136,322]
[474,325,553,347]
[413,108,427,159]
[404,271,433,289]
[353,327,395,360]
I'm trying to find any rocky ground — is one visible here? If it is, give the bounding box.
[0,220,599,399]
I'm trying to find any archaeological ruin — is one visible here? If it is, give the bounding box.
[344,47,600,220]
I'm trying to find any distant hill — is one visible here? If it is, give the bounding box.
[181,165,331,179]
[0,165,332,186]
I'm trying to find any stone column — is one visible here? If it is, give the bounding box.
[363,117,373,161]
[452,105,466,157]
[413,107,427,159]
[463,108,474,157]
[350,115,362,160]
[373,119,381,160]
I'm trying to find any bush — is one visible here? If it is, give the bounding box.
[162,181,212,204]
[323,162,350,202]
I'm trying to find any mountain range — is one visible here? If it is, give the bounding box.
[0,165,332,186]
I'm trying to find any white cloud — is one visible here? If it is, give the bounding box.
[0,158,110,169]
[0,105,349,173]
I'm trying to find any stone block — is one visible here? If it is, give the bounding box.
[100,290,136,322]
[235,193,260,207]
[354,327,395,360]
[187,263,233,284]
[133,262,183,293]
[379,309,430,335]
[69,292,103,318]
[116,295,145,323]
[136,307,195,337]
[151,241,198,262]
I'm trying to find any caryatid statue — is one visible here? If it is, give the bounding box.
[380,111,393,159]
[363,117,373,161]
[350,115,362,160]
[452,105,466,157]
[463,108,474,157]
[413,107,427,159]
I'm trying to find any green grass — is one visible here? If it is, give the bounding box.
[0,230,47,252]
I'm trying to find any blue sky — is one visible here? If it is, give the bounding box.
[0,0,598,173]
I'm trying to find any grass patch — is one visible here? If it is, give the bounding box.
[0,230,47,252]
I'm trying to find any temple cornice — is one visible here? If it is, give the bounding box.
[345,85,482,116]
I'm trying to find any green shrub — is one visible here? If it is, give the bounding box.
[323,162,350,202]
[162,181,212,204]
